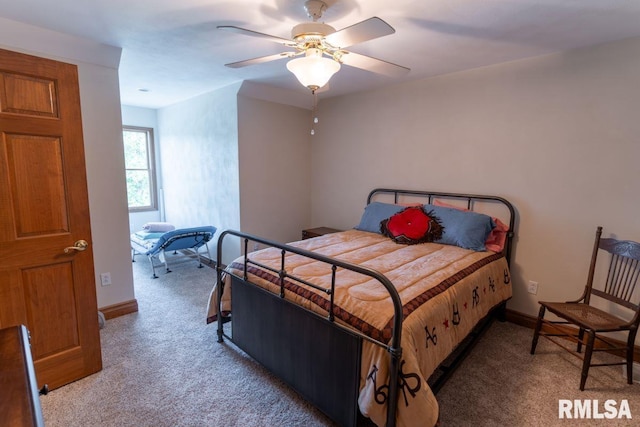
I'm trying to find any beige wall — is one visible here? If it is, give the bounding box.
[237,93,312,245]
[79,63,136,308]
[0,17,135,309]
[311,37,640,332]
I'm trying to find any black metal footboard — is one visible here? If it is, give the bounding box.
[216,230,404,427]
[231,275,362,426]
[214,188,516,427]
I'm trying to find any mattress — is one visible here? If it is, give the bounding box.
[208,229,512,426]
[130,231,164,253]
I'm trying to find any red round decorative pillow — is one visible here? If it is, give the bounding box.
[380,206,444,245]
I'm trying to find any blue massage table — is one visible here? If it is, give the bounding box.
[130,226,217,278]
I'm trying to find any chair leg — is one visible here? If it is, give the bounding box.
[148,255,158,279]
[531,305,545,354]
[196,250,204,268]
[160,250,171,273]
[580,331,596,391]
[577,327,585,353]
[627,330,638,385]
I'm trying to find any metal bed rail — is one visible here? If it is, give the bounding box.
[367,188,516,266]
[216,229,404,427]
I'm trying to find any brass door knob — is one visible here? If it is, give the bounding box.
[64,240,89,253]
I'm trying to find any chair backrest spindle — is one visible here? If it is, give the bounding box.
[583,227,603,305]
[591,235,640,313]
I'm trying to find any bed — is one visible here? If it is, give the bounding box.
[207,189,515,427]
[130,225,217,278]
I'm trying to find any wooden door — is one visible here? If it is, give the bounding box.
[0,48,102,390]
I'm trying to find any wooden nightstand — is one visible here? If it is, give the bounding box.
[302,227,342,240]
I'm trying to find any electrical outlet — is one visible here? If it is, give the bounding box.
[253,242,259,252]
[527,280,538,295]
[100,272,112,286]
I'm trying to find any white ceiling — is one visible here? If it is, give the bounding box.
[1,0,639,109]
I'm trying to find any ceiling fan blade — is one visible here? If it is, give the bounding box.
[218,25,294,46]
[325,17,395,48]
[339,51,410,77]
[225,52,296,68]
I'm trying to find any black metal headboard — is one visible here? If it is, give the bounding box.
[367,188,516,266]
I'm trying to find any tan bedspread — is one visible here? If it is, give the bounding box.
[207,229,512,427]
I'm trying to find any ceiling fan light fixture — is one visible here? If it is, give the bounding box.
[286,48,340,91]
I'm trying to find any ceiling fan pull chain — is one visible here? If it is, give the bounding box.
[311,90,320,135]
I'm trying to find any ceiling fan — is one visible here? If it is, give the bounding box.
[218,0,410,92]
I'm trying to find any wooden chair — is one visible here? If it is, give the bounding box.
[530,226,640,390]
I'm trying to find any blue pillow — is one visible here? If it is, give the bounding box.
[425,204,495,251]
[355,202,405,233]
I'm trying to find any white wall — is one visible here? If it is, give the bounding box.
[155,82,311,264]
[121,105,162,232]
[157,83,243,264]
[0,17,135,309]
[311,37,640,332]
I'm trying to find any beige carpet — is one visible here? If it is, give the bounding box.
[41,255,639,426]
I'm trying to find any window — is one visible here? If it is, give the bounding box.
[123,126,157,211]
